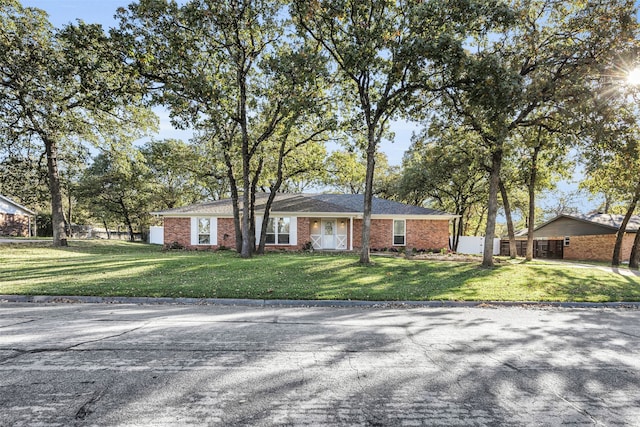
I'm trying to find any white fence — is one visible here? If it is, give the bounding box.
[453,236,501,255]
[149,226,164,245]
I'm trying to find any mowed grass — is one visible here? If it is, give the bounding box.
[1,240,639,302]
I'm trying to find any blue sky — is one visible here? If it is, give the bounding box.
[19,0,596,215]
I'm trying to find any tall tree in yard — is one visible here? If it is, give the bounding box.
[437,0,638,267]
[580,92,640,267]
[0,1,154,246]
[321,150,393,196]
[76,151,153,241]
[516,124,572,261]
[117,0,332,258]
[292,0,508,264]
[140,139,222,209]
[397,127,488,252]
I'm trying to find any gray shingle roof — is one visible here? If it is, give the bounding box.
[525,213,640,235]
[572,213,640,232]
[152,193,454,217]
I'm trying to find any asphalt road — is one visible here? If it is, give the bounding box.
[1,302,639,426]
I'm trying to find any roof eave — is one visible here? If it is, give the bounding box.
[155,211,458,220]
[0,194,36,215]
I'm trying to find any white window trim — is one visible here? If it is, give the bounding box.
[393,219,406,246]
[265,216,295,245]
[191,217,217,246]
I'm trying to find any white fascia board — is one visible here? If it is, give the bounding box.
[370,214,460,220]
[0,195,36,215]
[268,211,361,218]
[153,211,459,221]
[269,212,459,220]
[153,213,235,218]
[271,213,460,221]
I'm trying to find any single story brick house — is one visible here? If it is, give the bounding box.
[506,213,639,262]
[0,194,35,237]
[152,193,457,251]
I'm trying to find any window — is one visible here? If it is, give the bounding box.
[564,236,570,247]
[266,217,290,245]
[198,218,211,244]
[191,217,217,246]
[393,219,405,246]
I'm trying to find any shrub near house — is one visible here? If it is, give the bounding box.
[153,193,457,252]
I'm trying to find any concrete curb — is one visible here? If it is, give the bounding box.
[1,294,640,309]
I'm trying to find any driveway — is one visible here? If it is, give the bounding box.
[1,303,639,426]
[534,259,640,277]
[0,238,52,244]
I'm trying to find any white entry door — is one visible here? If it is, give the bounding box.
[322,220,336,249]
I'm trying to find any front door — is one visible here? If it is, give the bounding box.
[322,220,336,249]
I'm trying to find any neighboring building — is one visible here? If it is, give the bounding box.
[152,193,457,251]
[505,213,640,262]
[0,195,35,237]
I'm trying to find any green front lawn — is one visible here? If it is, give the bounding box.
[1,240,639,302]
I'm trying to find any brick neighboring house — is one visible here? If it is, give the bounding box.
[0,195,35,237]
[152,193,457,252]
[508,213,640,262]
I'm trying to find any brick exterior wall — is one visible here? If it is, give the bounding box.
[163,217,191,249]
[163,216,308,251]
[296,217,311,250]
[352,218,450,251]
[164,217,237,250]
[406,219,450,251]
[563,234,636,262]
[352,219,391,249]
[218,218,236,249]
[163,216,451,252]
[0,213,30,237]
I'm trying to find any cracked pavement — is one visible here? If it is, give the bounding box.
[1,303,639,426]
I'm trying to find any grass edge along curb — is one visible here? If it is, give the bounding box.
[2,295,640,309]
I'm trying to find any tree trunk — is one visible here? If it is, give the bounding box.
[603,193,611,214]
[612,187,639,266]
[44,138,68,247]
[472,206,486,236]
[238,58,252,258]
[248,158,263,253]
[120,199,136,242]
[451,213,464,252]
[240,150,252,258]
[126,219,135,242]
[103,219,111,240]
[66,191,72,238]
[482,149,503,267]
[526,143,541,261]
[629,227,640,269]
[223,150,243,253]
[257,194,276,255]
[249,195,256,253]
[359,130,377,264]
[499,179,517,259]
[258,141,286,254]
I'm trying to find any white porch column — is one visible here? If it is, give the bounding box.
[349,216,353,251]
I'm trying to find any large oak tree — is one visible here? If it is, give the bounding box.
[293,0,509,263]
[0,1,154,246]
[117,0,333,258]
[437,0,637,266]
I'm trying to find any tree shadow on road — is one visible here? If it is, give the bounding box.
[3,304,634,425]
